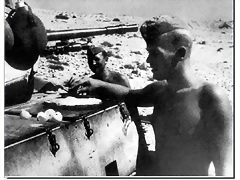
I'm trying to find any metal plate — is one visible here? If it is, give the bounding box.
[5,94,138,176]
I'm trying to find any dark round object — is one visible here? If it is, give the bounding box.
[5,20,14,55]
[6,4,47,70]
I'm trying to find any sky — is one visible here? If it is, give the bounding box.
[17,0,233,21]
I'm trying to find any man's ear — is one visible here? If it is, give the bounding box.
[175,46,186,61]
[171,46,187,68]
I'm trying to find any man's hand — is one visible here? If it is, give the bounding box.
[66,76,130,101]
[67,76,102,96]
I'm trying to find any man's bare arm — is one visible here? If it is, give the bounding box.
[95,80,167,107]
[127,81,167,107]
[199,84,233,176]
[70,77,166,107]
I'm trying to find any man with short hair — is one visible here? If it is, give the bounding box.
[78,45,151,175]
[87,45,131,88]
[68,15,233,176]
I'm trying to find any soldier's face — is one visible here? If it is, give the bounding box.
[88,52,106,73]
[146,42,175,80]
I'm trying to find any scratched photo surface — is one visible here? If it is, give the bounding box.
[4,0,234,177]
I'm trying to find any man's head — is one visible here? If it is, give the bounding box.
[140,15,193,80]
[87,46,108,74]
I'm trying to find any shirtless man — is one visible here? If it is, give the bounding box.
[87,45,131,88]
[68,15,233,176]
[67,45,130,95]
[85,45,151,175]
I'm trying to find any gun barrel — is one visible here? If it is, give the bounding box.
[47,24,139,41]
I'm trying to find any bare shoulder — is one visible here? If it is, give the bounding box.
[108,70,130,88]
[198,83,232,130]
[199,83,231,110]
[114,71,129,83]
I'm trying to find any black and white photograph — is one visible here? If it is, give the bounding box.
[3,0,235,178]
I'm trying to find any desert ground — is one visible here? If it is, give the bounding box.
[4,0,234,176]
[32,6,233,104]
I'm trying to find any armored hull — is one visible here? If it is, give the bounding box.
[4,94,138,176]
